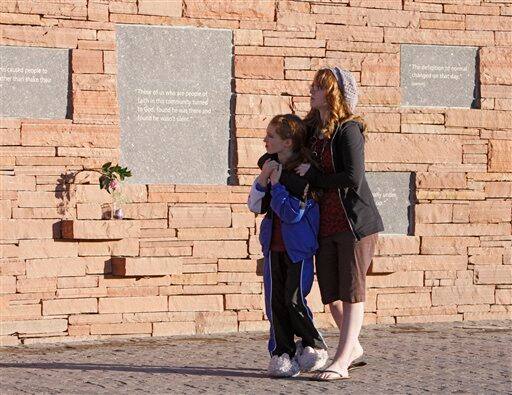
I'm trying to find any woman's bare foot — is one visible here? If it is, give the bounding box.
[313,342,364,380]
[351,341,364,361]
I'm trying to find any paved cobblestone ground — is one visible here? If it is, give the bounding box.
[1,320,511,394]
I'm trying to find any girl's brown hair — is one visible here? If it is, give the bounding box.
[268,114,314,172]
[303,69,366,139]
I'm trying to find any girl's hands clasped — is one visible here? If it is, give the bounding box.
[257,159,280,188]
[262,159,279,177]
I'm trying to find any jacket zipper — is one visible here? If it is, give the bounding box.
[330,127,358,240]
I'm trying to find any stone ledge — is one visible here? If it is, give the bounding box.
[111,257,182,276]
[61,220,140,240]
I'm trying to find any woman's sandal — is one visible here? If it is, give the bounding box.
[310,369,350,381]
[309,360,367,382]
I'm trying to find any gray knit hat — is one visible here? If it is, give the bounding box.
[330,67,358,113]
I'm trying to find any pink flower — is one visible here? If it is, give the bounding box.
[109,179,119,190]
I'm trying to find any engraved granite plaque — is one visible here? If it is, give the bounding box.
[401,44,479,108]
[116,25,233,184]
[366,172,415,235]
[0,46,70,119]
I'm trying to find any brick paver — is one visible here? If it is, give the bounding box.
[1,320,510,394]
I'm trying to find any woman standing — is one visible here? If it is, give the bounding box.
[297,67,384,381]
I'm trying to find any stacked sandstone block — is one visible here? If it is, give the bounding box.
[1,0,511,346]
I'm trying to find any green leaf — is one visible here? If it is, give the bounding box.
[100,163,133,183]
[99,176,108,190]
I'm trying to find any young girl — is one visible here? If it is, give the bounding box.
[247,114,327,378]
[297,67,384,381]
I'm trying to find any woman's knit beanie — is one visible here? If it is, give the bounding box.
[329,66,358,113]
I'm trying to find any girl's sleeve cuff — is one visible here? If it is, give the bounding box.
[255,182,268,192]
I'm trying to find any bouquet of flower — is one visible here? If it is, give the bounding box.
[99,162,132,193]
[99,162,132,219]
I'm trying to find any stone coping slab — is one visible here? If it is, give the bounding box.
[111,257,182,276]
[61,220,140,240]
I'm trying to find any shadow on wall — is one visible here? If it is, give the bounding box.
[228,39,238,186]
[55,171,75,218]
[408,172,416,236]
[472,50,481,109]
[55,169,102,219]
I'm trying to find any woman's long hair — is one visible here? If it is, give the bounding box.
[268,114,314,172]
[303,69,366,140]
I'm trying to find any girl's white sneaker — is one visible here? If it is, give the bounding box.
[267,353,300,378]
[295,341,328,372]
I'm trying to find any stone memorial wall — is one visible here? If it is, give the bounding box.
[0,1,511,346]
